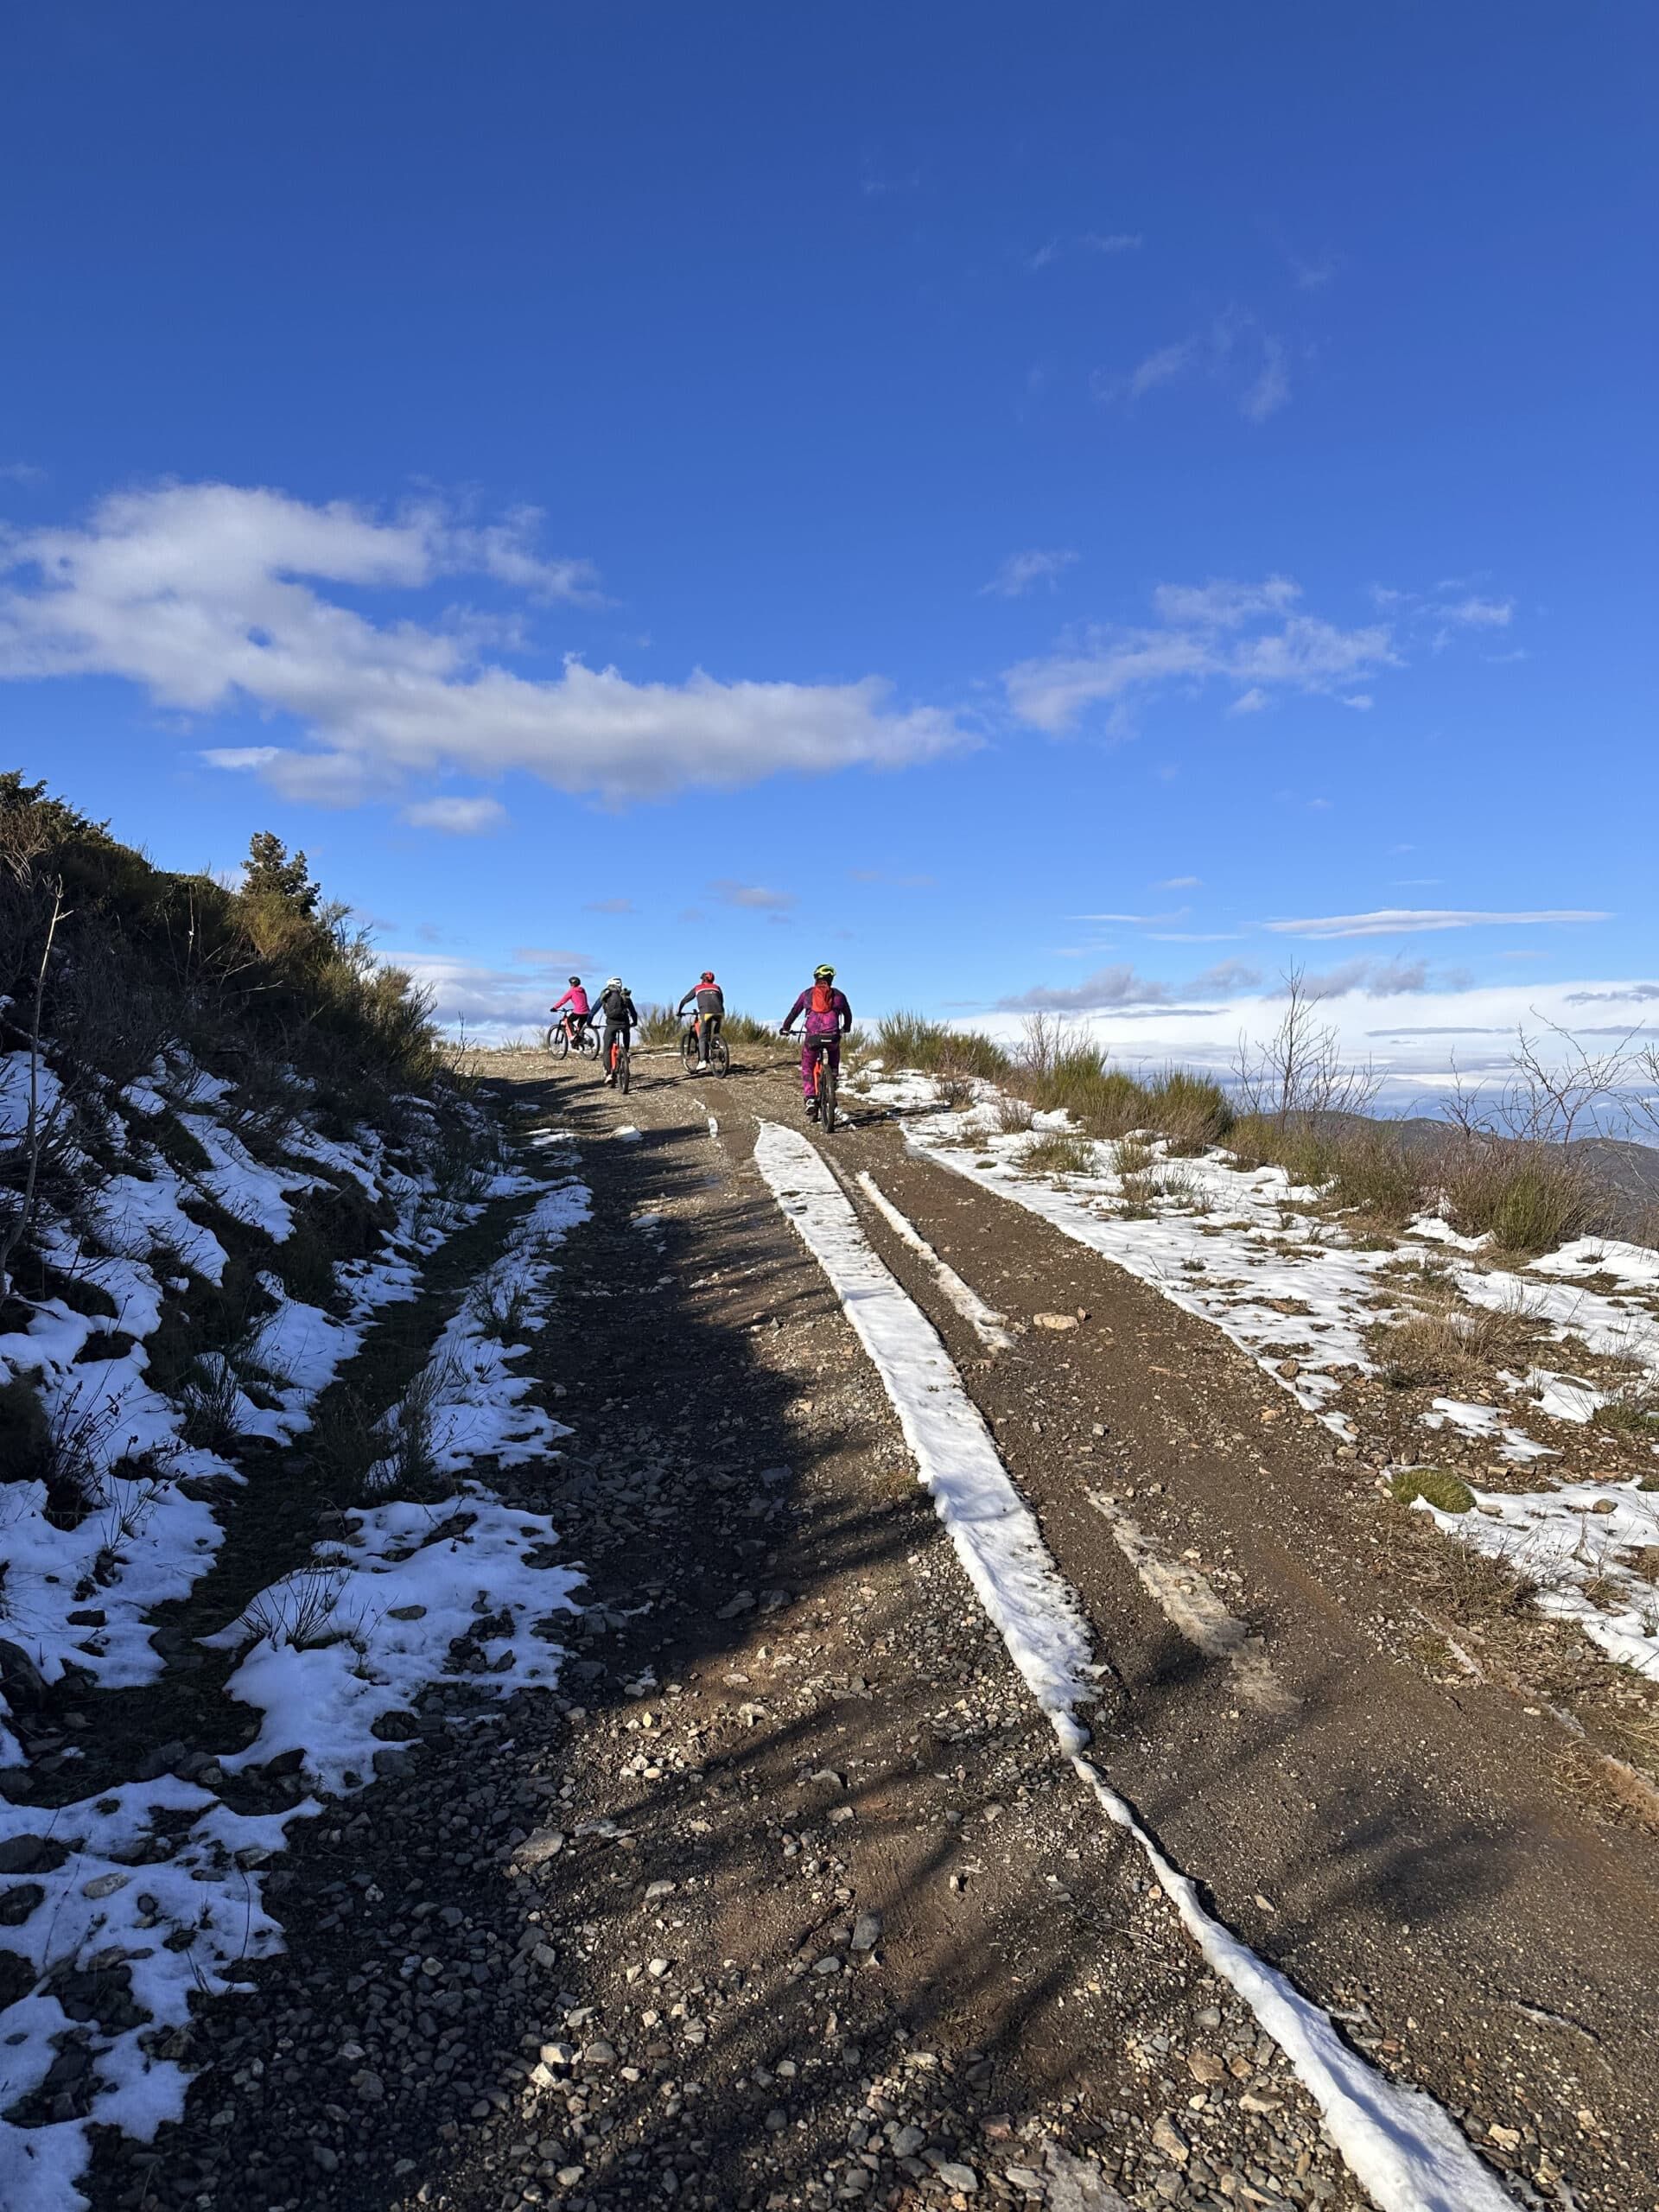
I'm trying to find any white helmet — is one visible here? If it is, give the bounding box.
[604,976,622,990]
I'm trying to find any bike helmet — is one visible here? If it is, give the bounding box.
[701,969,715,982]
[813,963,836,980]
[568,975,582,985]
[604,976,622,990]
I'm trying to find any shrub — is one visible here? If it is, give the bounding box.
[722,1011,772,1046]
[1143,1069,1233,1152]
[635,1002,681,1047]
[1020,1130,1096,1177]
[875,1012,1011,1081]
[1440,1143,1607,1255]
[1391,1466,1476,1514]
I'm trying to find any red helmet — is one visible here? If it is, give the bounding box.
[701,969,715,982]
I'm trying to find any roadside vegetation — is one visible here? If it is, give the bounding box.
[875,971,1646,1256]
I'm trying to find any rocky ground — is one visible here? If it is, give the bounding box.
[16,1046,1659,2212]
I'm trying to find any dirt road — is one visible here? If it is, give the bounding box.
[88,1044,1659,2212]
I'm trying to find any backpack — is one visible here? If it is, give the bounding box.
[810,981,836,1019]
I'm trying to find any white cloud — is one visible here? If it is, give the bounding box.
[1302,957,1431,998]
[711,880,794,911]
[1343,694,1374,710]
[0,461,47,486]
[1081,231,1144,254]
[1443,595,1513,628]
[1267,908,1612,940]
[400,795,507,835]
[0,481,970,807]
[201,745,281,770]
[1289,250,1341,291]
[1125,339,1199,398]
[1099,315,1290,422]
[997,963,1173,1013]
[1240,335,1290,422]
[1005,574,1397,735]
[980,547,1078,598]
[1157,875,1202,889]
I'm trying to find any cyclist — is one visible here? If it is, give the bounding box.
[781,963,852,1121]
[676,970,725,1072]
[592,976,639,1087]
[548,975,591,1051]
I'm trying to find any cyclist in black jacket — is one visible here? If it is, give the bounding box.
[592,977,639,1086]
[676,970,725,1072]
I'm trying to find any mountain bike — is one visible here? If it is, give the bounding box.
[551,1016,599,1061]
[681,1015,730,1079]
[804,1033,838,1133]
[606,1032,632,1096]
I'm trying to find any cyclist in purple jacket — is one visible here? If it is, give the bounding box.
[781,964,852,1120]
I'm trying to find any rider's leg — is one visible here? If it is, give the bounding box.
[700,1014,718,1068]
[800,1038,817,1102]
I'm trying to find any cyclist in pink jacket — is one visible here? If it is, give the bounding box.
[549,976,590,1049]
[781,964,852,1120]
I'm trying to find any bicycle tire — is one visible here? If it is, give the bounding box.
[682,1028,700,1073]
[579,1027,599,1059]
[551,1027,569,1060]
[617,1046,632,1096]
[820,1058,837,1134]
[709,1035,730,1078]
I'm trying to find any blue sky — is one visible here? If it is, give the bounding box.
[1,2,1653,1067]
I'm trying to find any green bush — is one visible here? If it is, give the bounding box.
[1441,1144,1606,1255]
[874,1011,1012,1081]
[1020,1130,1097,1177]
[1391,1466,1476,1514]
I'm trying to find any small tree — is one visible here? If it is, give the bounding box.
[243,831,321,915]
[1232,968,1381,1128]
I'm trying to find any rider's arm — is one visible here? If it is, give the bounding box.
[836,991,853,1033]
[780,989,806,1034]
[676,989,694,1017]
[550,988,574,1013]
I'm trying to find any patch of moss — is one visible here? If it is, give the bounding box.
[1391,1465,1475,1515]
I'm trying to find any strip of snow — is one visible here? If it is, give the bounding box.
[206,1494,582,1791]
[755,1118,1515,2212]
[754,1125,1096,1739]
[1532,1237,1659,1289]
[853,1170,1013,1350]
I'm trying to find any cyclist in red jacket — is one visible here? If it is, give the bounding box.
[781,964,852,1120]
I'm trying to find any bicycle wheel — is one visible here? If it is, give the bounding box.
[617,1044,632,1096]
[579,1025,600,1059]
[709,1034,730,1078]
[682,1027,700,1073]
[550,1026,570,1059]
[819,1055,837,1134]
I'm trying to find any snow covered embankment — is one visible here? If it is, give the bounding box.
[755,1122,1515,2212]
[0,1082,587,2212]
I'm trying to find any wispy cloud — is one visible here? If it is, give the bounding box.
[711,879,795,911]
[400,795,506,835]
[1005,574,1395,734]
[201,745,281,771]
[0,481,970,809]
[1029,231,1142,271]
[1289,249,1341,291]
[849,868,936,888]
[1303,957,1431,998]
[0,461,47,486]
[997,963,1173,1013]
[1157,875,1202,889]
[1565,983,1659,1005]
[584,897,634,915]
[1098,312,1291,422]
[1241,334,1290,422]
[1267,908,1612,940]
[980,548,1078,599]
